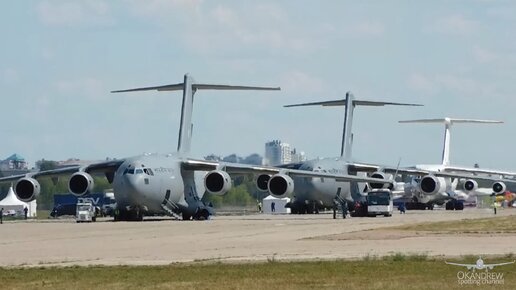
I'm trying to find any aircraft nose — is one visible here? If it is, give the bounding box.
[124,174,144,190]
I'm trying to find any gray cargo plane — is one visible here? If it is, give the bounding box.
[0,74,393,221]
[253,92,422,214]
[261,94,515,214]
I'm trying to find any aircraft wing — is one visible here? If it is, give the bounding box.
[182,159,394,185]
[0,159,125,183]
[444,166,516,178]
[445,262,474,269]
[348,162,516,183]
[349,163,428,176]
[486,261,516,268]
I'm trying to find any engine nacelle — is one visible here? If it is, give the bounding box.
[462,179,478,192]
[368,171,393,189]
[492,181,506,194]
[68,172,94,196]
[419,175,446,195]
[204,170,232,196]
[255,174,270,192]
[14,177,41,202]
[268,174,294,198]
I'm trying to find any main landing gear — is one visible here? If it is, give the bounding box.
[445,200,464,211]
[114,207,144,221]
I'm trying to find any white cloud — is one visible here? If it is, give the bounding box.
[37,0,113,27]
[127,2,318,55]
[431,14,478,36]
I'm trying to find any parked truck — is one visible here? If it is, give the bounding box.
[76,201,96,223]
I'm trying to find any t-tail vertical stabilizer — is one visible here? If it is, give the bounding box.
[112,74,280,154]
[399,118,503,166]
[284,93,422,162]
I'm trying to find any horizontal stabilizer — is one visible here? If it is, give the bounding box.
[284,99,422,107]
[112,83,280,93]
[399,118,503,124]
[194,84,280,91]
[111,83,184,93]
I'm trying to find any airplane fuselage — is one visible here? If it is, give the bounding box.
[112,153,206,216]
[286,158,365,209]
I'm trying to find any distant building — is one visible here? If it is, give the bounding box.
[290,149,306,163]
[204,154,222,161]
[0,154,30,177]
[222,154,241,163]
[204,153,263,165]
[243,153,263,165]
[264,140,292,166]
[0,154,28,171]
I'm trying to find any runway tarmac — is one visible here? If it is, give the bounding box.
[0,208,514,267]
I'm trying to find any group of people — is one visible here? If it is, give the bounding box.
[256,201,275,213]
[0,206,29,224]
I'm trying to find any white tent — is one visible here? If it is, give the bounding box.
[0,186,37,218]
[262,195,291,214]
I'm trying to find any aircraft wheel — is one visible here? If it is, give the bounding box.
[454,202,464,211]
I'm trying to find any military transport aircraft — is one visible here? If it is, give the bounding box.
[260,94,516,214]
[0,74,393,221]
[380,118,516,210]
[348,117,516,210]
[252,92,423,214]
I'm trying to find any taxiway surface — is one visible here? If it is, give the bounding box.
[0,208,514,267]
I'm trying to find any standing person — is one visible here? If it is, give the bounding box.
[271,201,275,213]
[0,208,3,224]
[493,200,498,215]
[257,201,262,213]
[341,201,348,219]
[23,206,28,220]
[398,202,406,214]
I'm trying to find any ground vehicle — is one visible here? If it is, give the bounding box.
[366,189,393,217]
[101,192,116,217]
[51,203,76,218]
[76,202,96,223]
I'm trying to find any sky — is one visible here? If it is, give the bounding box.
[1,0,516,171]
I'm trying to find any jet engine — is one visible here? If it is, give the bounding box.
[14,177,41,202]
[462,179,478,192]
[255,174,270,192]
[204,170,232,195]
[419,175,446,195]
[492,181,506,194]
[368,171,393,189]
[68,172,94,196]
[268,174,294,198]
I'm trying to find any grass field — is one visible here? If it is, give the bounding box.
[392,215,516,233]
[1,255,515,290]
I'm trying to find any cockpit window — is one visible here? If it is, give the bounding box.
[135,169,143,174]
[128,169,135,174]
[144,168,154,176]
